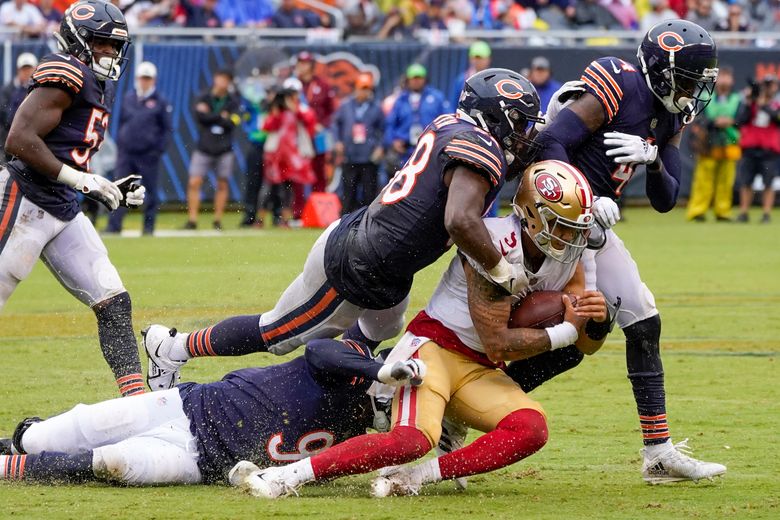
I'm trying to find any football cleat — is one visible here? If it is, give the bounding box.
[437,417,469,491]
[142,325,188,391]
[237,466,299,499]
[641,439,727,484]
[11,417,42,454]
[228,460,262,488]
[371,467,422,498]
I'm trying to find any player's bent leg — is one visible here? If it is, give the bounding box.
[17,389,187,455]
[93,434,201,485]
[41,213,143,396]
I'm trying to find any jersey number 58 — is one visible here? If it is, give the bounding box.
[380,132,435,204]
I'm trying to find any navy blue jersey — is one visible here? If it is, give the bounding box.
[178,352,374,483]
[7,53,115,221]
[324,114,507,310]
[572,57,684,197]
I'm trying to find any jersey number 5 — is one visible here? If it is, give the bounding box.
[71,108,109,169]
[380,132,435,204]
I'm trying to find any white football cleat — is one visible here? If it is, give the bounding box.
[371,467,421,498]
[641,439,727,484]
[437,416,469,491]
[240,466,298,499]
[142,325,188,391]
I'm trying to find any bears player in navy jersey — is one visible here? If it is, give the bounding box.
[0,338,426,485]
[533,20,726,483]
[0,0,147,397]
[143,68,544,390]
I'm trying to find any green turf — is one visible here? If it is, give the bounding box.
[1,207,779,519]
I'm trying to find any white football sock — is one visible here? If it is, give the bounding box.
[280,458,315,486]
[644,439,672,458]
[408,458,441,485]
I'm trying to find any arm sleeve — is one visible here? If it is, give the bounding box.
[579,58,626,124]
[30,56,84,97]
[442,131,505,188]
[304,338,381,386]
[645,142,681,213]
[536,107,594,162]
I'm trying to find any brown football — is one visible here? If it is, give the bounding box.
[508,291,577,329]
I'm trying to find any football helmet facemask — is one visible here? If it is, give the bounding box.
[457,68,545,176]
[638,20,718,119]
[54,0,131,81]
[512,160,595,264]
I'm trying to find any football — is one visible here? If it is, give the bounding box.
[508,290,577,329]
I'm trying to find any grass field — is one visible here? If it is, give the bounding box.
[1,207,779,519]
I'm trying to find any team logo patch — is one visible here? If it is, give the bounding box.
[495,79,525,100]
[71,4,95,20]
[657,31,685,52]
[535,173,563,202]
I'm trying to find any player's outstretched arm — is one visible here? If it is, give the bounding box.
[463,259,555,363]
[5,87,70,179]
[536,93,605,162]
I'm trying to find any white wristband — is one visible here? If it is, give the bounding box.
[487,256,512,279]
[545,322,579,350]
[57,164,83,188]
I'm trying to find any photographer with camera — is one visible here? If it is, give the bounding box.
[735,73,780,224]
[686,66,742,222]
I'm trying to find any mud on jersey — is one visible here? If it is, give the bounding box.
[573,57,684,197]
[324,114,507,310]
[7,53,115,221]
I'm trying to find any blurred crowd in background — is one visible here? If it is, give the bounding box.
[1,0,780,38]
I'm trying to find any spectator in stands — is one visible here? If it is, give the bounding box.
[686,66,741,222]
[640,0,679,32]
[332,72,384,215]
[449,41,491,110]
[181,0,222,28]
[262,80,317,227]
[37,0,62,31]
[0,53,36,159]
[744,0,780,31]
[376,6,413,39]
[344,0,383,36]
[528,56,561,113]
[271,0,321,28]
[385,63,449,168]
[523,0,576,29]
[413,0,448,30]
[716,2,750,31]
[566,0,621,29]
[686,0,720,32]
[216,0,274,27]
[185,70,242,231]
[735,74,780,224]
[239,73,272,228]
[601,0,639,29]
[0,0,45,37]
[106,62,172,236]
[294,51,336,213]
[124,0,177,28]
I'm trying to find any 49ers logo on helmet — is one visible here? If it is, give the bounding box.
[495,79,525,100]
[657,31,685,52]
[71,3,96,20]
[535,173,563,202]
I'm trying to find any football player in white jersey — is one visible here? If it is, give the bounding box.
[228,160,611,499]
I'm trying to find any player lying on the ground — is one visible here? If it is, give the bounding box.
[0,0,148,397]
[0,339,425,485]
[229,160,611,499]
[533,19,726,483]
[142,68,546,391]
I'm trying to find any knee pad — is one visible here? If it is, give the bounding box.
[625,314,663,375]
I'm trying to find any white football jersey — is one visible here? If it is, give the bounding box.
[425,214,579,355]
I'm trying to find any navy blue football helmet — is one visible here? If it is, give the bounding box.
[54,0,131,81]
[638,20,718,118]
[458,68,544,173]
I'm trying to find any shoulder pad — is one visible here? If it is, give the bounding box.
[580,57,630,123]
[31,54,86,96]
[442,128,506,187]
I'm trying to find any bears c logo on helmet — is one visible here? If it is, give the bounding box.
[657,31,685,52]
[495,79,525,100]
[535,173,564,202]
[71,4,96,20]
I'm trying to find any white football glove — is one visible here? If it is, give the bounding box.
[228,460,261,488]
[377,359,427,386]
[114,175,146,208]
[535,80,586,132]
[57,164,123,211]
[591,196,621,229]
[486,257,529,294]
[603,131,658,165]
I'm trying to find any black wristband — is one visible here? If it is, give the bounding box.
[585,318,610,341]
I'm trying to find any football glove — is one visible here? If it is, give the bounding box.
[114,175,146,209]
[487,257,529,294]
[57,164,122,211]
[592,196,621,229]
[377,359,427,386]
[535,80,586,132]
[604,132,658,165]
